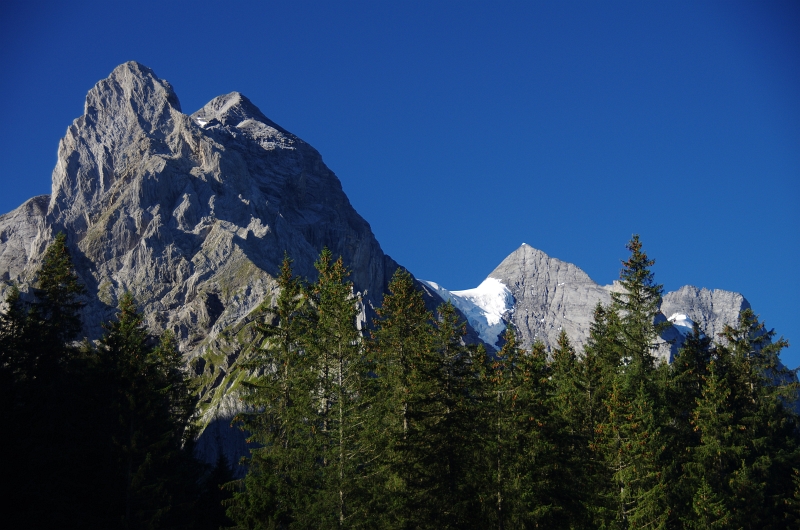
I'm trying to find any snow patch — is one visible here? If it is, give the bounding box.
[422,277,514,349]
[668,313,696,336]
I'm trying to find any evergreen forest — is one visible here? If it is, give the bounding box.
[2,234,799,529]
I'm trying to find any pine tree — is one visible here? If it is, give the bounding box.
[548,329,592,528]
[229,255,318,529]
[366,268,435,527]
[577,303,621,526]
[34,232,86,351]
[419,301,485,528]
[93,292,200,529]
[483,324,527,529]
[687,308,800,528]
[667,324,714,525]
[610,234,666,381]
[594,236,670,528]
[304,249,369,528]
[194,453,235,530]
[0,233,94,527]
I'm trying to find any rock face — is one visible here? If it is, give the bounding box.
[660,285,750,342]
[445,243,750,360]
[0,61,422,344]
[0,62,448,468]
[487,243,619,352]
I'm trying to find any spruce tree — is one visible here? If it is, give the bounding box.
[667,324,714,525]
[594,236,670,528]
[304,249,369,528]
[577,303,621,526]
[0,233,94,527]
[687,308,800,528]
[483,324,527,529]
[420,301,485,528]
[92,292,200,529]
[229,255,317,529]
[548,329,592,528]
[34,232,86,351]
[510,340,586,528]
[366,268,435,527]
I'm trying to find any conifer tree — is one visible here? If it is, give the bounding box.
[34,232,86,351]
[687,308,800,528]
[229,255,317,529]
[576,303,622,525]
[366,268,435,527]
[420,301,485,528]
[548,329,592,528]
[667,324,714,524]
[610,234,666,381]
[483,324,527,529]
[505,340,585,528]
[594,236,670,528]
[0,233,93,527]
[304,249,369,528]
[93,292,199,529]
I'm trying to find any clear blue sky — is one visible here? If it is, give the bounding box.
[1,1,798,366]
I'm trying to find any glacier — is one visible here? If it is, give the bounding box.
[422,277,514,348]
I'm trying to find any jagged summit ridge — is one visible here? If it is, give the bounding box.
[435,243,751,360]
[1,62,436,467]
[0,61,406,358]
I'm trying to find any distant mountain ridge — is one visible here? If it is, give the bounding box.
[425,243,751,361]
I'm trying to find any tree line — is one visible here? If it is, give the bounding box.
[227,236,800,529]
[1,234,798,529]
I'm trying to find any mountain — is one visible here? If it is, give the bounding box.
[0,62,758,470]
[425,243,751,360]
[0,61,459,468]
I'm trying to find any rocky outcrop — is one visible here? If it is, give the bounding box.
[487,243,618,352]
[660,285,750,342]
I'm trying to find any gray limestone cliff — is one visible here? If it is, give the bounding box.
[483,244,750,360]
[0,62,451,469]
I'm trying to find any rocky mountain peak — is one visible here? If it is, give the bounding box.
[1,62,412,351]
[489,243,600,292]
[433,243,751,361]
[193,92,279,129]
[50,62,189,228]
[191,92,297,153]
[84,61,181,125]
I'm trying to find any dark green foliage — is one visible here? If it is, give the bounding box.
[305,249,370,527]
[227,238,798,529]
[365,268,435,527]
[10,233,796,528]
[228,255,318,529]
[195,454,235,530]
[1,235,203,529]
[34,232,86,347]
[229,250,371,528]
[483,324,527,528]
[419,301,484,528]
[684,308,800,528]
[90,292,202,529]
[0,233,93,527]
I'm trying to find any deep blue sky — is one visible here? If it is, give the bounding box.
[1,1,798,366]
